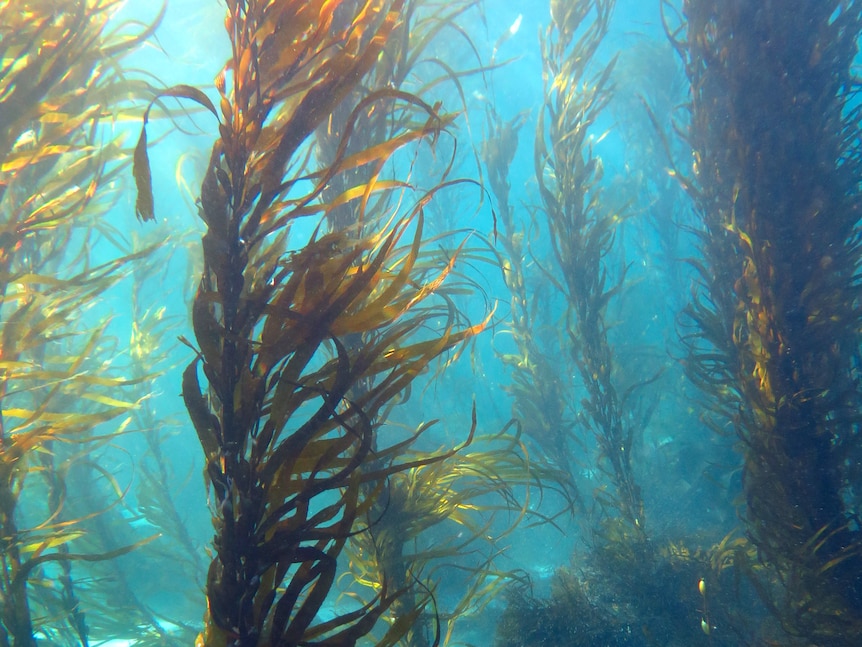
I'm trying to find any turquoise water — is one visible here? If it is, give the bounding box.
[6,1,862,645]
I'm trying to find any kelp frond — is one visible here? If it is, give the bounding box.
[342,422,571,646]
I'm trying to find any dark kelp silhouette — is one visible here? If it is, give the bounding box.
[534,0,647,540]
[493,2,760,645]
[484,107,581,491]
[669,0,862,641]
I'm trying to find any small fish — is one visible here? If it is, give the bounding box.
[491,14,523,63]
[12,129,37,151]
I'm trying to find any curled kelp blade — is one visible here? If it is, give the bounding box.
[133,84,219,222]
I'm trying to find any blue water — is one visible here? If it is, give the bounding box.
[11,1,860,645]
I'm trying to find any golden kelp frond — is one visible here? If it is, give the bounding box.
[344,424,565,645]
[219,0,407,237]
[1,1,161,642]
[310,0,489,245]
[0,0,159,220]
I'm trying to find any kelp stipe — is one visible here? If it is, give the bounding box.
[134,1,488,644]
[669,0,862,640]
[0,1,161,644]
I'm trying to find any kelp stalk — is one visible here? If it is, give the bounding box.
[485,109,579,488]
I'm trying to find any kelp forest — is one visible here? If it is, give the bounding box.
[4,0,862,645]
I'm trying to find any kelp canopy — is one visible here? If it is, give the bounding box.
[7,0,862,646]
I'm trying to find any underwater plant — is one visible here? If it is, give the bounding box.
[669,0,862,641]
[489,2,769,645]
[0,1,162,643]
[344,424,563,646]
[496,567,639,647]
[484,108,581,495]
[534,0,647,538]
[134,0,493,644]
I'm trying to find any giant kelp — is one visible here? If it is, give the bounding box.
[134,1,489,644]
[344,425,564,645]
[0,1,160,644]
[490,2,765,644]
[484,108,580,490]
[307,5,560,641]
[670,0,862,641]
[534,0,646,538]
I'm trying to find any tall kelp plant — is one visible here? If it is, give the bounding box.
[135,1,486,644]
[484,109,580,485]
[534,0,645,538]
[495,2,746,645]
[0,1,159,644]
[309,4,544,643]
[670,0,862,640]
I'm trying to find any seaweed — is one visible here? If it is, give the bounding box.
[534,0,647,539]
[0,2,162,643]
[133,1,492,644]
[13,2,862,645]
[344,423,564,646]
[670,0,862,640]
[496,568,639,647]
[483,107,580,488]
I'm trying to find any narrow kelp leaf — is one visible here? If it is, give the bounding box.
[0,144,78,173]
[133,84,219,222]
[15,533,161,585]
[132,122,154,221]
[182,359,221,465]
[19,531,87,557]
[342,422,556,643]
